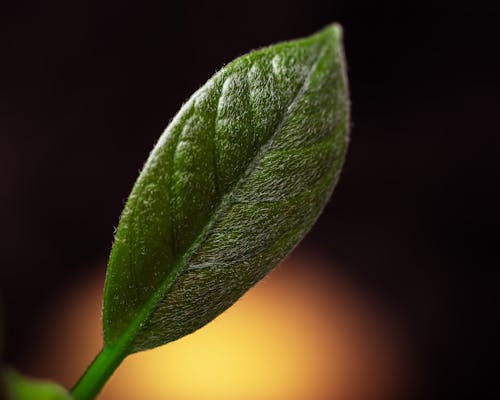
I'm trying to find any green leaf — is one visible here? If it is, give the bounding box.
[104,24,349,354]
[2,369,72,400]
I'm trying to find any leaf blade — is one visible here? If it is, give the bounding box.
[103,24,349,354]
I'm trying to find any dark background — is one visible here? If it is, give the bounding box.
[1,1,498,398]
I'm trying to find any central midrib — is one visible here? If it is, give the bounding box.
[108,40,330,355]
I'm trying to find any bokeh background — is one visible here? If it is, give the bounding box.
[1,1,498,399]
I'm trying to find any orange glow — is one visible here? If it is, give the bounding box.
[28,255,410,399]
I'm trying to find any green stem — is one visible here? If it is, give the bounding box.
[71,345,127,400]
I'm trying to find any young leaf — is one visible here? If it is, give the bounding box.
[104,24,349,355]
[3,369,72,400]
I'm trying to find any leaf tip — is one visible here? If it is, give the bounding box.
[319,23,344,43]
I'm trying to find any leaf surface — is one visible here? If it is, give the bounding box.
[103,24,350,354]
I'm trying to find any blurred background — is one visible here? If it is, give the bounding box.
[1,1,498,399]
